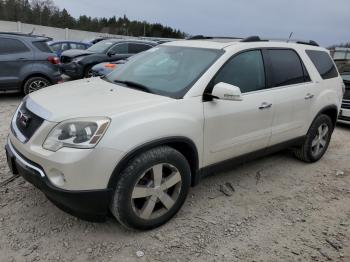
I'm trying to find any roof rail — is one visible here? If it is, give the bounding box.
[0,31,52,40]
[240,35,319,47]
[187,35,242,40]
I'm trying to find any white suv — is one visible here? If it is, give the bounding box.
[5,36,344,230]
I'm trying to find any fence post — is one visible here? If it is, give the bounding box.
[65,28,69,40]
[17,21,22,32]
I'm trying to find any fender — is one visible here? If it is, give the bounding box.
[107,136,199,189]
[310,104,339,130]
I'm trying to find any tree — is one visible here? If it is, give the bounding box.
[0,0,186,38]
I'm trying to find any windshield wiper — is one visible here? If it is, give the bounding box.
[113,80,153,94]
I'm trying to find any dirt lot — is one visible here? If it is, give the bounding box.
[0,94,349,262]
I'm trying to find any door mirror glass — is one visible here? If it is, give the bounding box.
[211,82,243,101]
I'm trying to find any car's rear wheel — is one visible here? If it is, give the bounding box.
[110,146,191,230]
[23,77,51,94]
[293,114,333,162]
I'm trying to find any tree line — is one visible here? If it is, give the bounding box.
[0,0,186,38]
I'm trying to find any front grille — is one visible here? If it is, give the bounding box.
[342,99,350,109]
[344,88,350,100]
[60,56,72,64]
[14,102,44,142]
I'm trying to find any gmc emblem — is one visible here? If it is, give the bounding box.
[17,110,31,128]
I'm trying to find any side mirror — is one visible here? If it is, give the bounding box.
[107,51,115,57]
[211,82,243,101]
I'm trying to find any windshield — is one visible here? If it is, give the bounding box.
[105,46,223,98]
[341,73,350,81]
[87,40,117,53]
[333,51,347,60]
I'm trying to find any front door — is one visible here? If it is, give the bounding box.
[203,50,274,166]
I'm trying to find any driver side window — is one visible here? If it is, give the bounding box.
[212,50,266,93]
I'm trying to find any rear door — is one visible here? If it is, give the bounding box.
[0,37,33,90]
[263,49,316,145]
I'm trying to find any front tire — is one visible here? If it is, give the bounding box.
[110,146,191,230]
[294,114,333,163]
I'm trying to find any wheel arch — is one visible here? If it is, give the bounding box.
[107,137,199,189]
[314,104,339,128]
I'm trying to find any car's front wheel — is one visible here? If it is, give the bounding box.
[110,146,191,230]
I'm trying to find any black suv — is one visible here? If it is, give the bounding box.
[60,39,157,79]
[0,32,61,94]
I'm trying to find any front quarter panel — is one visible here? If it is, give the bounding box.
[99,96,204,168]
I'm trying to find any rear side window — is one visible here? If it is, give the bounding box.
[109,43,128,54]
[32,41,52,53]
[0,38,30,54]
[212,50,266,93]
[306,50,338,79]
[267,49,306,87]
[129,43,152,54]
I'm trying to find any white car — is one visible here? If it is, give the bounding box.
[5,36,344,230]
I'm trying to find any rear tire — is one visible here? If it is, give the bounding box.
[23,77,51,95]
[110,146,191,230]
[293,114,333,163]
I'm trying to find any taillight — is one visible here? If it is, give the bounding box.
[48,56,60,65]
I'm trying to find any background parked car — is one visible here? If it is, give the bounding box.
[91,59,127,77]
[60,39,157,79]
[0,32,61,94]
[338,73,350,124]
[48,41,91,57]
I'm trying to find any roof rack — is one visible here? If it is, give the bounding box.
[241,35,319,47]
[187,35,242,40]
[0,32,52,40]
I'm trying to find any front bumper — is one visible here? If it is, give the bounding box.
[5,140,113,221]
[60,62,84,79]
[338,108,350,124]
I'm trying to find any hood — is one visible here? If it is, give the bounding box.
[60,49,94,58]
[26,78,172,122]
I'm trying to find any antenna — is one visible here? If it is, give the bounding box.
[287,32,293,42]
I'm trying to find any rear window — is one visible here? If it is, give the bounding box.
[129,43,153,54]
[267,49,307,87]
[33,41,52,53]
[306,50,338,79]
[0,38,30,54]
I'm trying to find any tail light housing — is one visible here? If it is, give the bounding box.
[48,56,60,65]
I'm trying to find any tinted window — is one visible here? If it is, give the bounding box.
[50,43,61,52]
[70,43,87,50]
[33,41,52,53]
[129,43,152,54]
[0,38,30,54]
[109,43,128,54]
[268,49,305,87]
[212,50,265,93]
[306,50,339,79]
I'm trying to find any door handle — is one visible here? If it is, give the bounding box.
[305,93,314,100]
[16,58,27,61]
[259,102,272,110]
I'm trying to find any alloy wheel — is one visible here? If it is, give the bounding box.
[311,123,329,157]
[28,80,49,93]
[131,163,182,220]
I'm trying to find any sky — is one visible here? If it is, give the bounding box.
[52,0,349,47]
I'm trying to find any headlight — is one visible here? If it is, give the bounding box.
[43,117,110,152]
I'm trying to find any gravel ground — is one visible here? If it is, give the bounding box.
[0,94,349,262]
